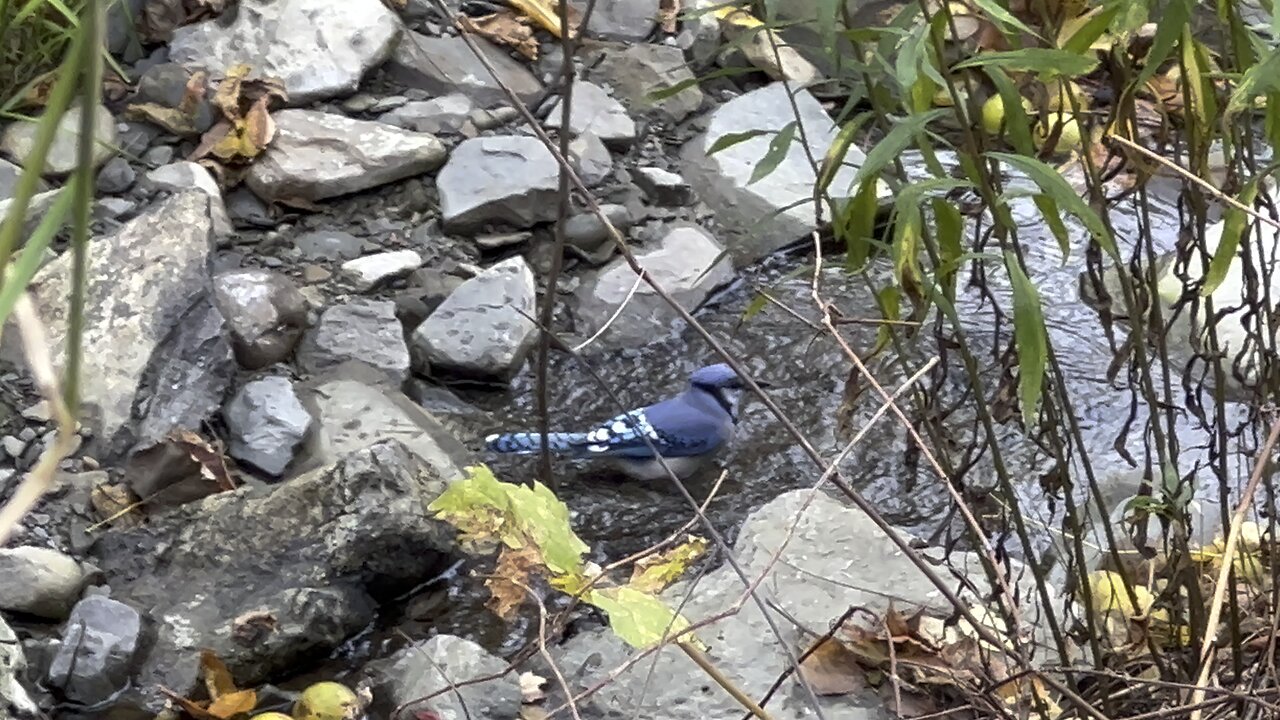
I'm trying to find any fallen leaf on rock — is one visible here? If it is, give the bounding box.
[162,649,258,719]
[173,430,236,492]
[505,0,578,38]
[89,482,143,527]
[413,712,442,720]
[519,708,550,720]
[797,635,866,696]
[458,12,540,61]
[628,535,707,594]
[201,650,237,699]
[487,544,539,620]
[231,609,279,646]
[519,671,547,703]
[126,102,200,136]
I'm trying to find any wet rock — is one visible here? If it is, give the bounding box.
[0,615,37,716]
[0,546,83,619]
[683,82,876,265]
[91,440,458,711]
[341,249,423,292]
[411,256,537,381]
[379,94,476,134]
[6,192,213,446]
[0,104,117,177]
[568,132,613,187]
[553,489,1052,720]
[246,110,446,203]
[388,33,543,109]
[574,223,731,347]
[223,375,311,476]
[46,596,142,706]
[297,299,410,383]
[570,0,657,40]
[634,166,693,206]
[436,136,560,231]
[213,269,310,369]
[297,363,470,475]
[144,161,234,236]
[369,635,520,719]
[545,81,636,149]
[0,157,42,201]
[562,204,633,250]
[169,0,402,104]
[295,229,364,261]
[96,156,136,194]
[583,42,703,121]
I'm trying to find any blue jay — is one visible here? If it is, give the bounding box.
[484,363,763,480]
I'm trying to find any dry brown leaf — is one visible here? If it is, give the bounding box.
[231,610,279,646]
[519,671,547,703]
[201,650,237,699]
[90,482,143,526]
[486,544,540,620]
[505,0,578,38]
[206,689,257,718]
[141,0,186,41]
[125,102,201,136]
[797,636,866,696]
[214,64,252,120]
[658,0,679,33]
[172,430,235,492]
[519,707,550,720]
[458,12,540,61]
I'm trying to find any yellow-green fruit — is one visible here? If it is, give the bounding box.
[293,682,360,720]
[980,94,1032,136]
[1045,79,1088,112]
[1033,112,1083,152]
[249,714,293,720]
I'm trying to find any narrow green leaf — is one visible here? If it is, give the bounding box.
[841,177,882,272]
[989,151,1117,258]
[932,197,964,303]
[968,0,1041,40]
[954,48,1099,78]
[1060,3,1122,55]
[986,68,1035,154]
[1228,48,1280,116]
[1134,0,1191,89]
[1005,251,1048,428]
[707,129,770,157]
[742,292,771,322]
[748,121,797,185]
[853,109,947,188]
[1203,180,1262,296]
[817,113,871,194]
[1032,194,1071,258]
[873,285,902,354]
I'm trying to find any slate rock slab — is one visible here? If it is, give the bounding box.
[436,136,560,231]
[387,33,543,109]
[367,635,521,719]
[46,596,142,706]
[223,375,311,476]
[583,42,703,121]
[297,299,410,383]
[246,110,446,203]
[169,0,402,104]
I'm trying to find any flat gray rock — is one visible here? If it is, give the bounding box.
[0,104,116,177]
[387,33,543,109]
[546,81,637,149]
[0,546,83,619]
[341,249,423,292]
[11,192,213,446]
[369,635,520,719]
[682,82,883,266]
[246,109,446,203]
[379,94,476,135]
[47,596,142,707]
[223,375,311,476]
[168,0,401,104]
[411,256,537,382]
[295,229,363,261]
[568,132,613,187]
[584,42,703,121]
[436,136,560,231]
[574,224,731,347]
[633,166,693,205]
[554,489,1056,720]
[570,0,658,40]
[144,161,232,236]
[297,299,410,383]
[213,269,310,370]
[91,440,459,712]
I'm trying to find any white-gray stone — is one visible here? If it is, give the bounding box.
[298,299,411,383]
[373,635,520,720]
[546,81,637,149]
[634,166,693,205]
[585,42,703,121]
[223,375,311,476]
[568,132,613,188]
[555,489,1056,720]
[0,104,117,177]
[379,94,476,135]
[682,82,884,266]
[47,596,142,706]
[246,110,446,203]
[7,192,213,444]
[144,161,233,236]
[387,33,543,109]
[0,615,36,716]
[574,224,731,347]
[168,0,402,104]
[411,256,537,381]
[341,249,423,292]
[436,136,560,231]
[0,546,83,619]
[213,269,310,370]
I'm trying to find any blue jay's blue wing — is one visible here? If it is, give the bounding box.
[581,396,731,459]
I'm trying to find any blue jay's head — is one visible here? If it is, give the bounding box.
[688,363,769,421]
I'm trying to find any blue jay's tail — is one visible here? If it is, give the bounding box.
[485,431,590,455]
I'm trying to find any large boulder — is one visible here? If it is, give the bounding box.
[91,440,462,712]
[7,191,214,447]
[246,110,446,202]
[682,82,885,266]
[169,0,402,104]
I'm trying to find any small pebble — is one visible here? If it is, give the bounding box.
[302,265,331,284]
[21,401,51,423]
[142,145,175,166]
[17,428,35,442]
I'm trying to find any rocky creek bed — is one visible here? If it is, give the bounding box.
[0,0,1257,718]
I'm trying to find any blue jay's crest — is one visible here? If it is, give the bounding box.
[483,362,765,479]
